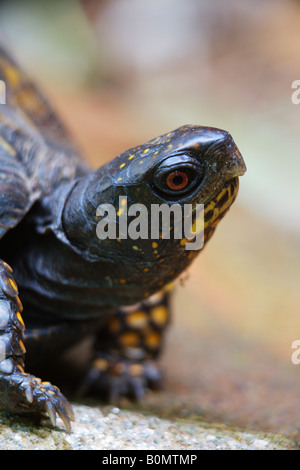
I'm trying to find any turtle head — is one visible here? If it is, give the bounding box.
[62,125,246,304]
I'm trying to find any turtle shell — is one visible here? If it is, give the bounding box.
[0,43,90,239]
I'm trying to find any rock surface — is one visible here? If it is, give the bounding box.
[0,404,297,450]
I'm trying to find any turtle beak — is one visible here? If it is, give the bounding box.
[224,138,247,180]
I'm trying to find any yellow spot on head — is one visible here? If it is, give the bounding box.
[191,217,204,235]
[119,163,126,169]
[117,207,125,216]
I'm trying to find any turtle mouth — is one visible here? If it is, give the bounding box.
[204,177,239,239]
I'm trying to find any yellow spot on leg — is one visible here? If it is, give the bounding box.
[120,332,140,348]
[93,358,108,371]
[129,364,144,376]
[126,310,148,329]
[145,332,161,349]
[150,306,168,327]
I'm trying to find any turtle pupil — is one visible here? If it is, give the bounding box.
[172,175,184,186]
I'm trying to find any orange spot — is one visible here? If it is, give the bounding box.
[145,332,161,349]
[126,310,148,329]
[16,311,25,327]
[150,306,168,326]
[120,332,140,348]
[93,358,108,371]
[129,364,144,376]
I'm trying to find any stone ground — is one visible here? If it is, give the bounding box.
[0,404,298,450]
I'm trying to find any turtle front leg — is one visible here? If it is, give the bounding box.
[0,260,74,431]
[80,289,171,403]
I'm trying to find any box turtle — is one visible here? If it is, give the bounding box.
[0,43,246,432]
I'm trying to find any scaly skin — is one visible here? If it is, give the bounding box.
[0,260,74,432]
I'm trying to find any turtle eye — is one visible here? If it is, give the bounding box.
[152,154,203,198]
[166,171,189,191]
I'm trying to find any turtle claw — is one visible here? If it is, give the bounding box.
[45,393,73,433]
[79,355,164,404]
[1,372,74,432]
[41,387,74,433]
[46,401,56,427]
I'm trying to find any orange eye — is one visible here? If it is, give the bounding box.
[152,155,203,198]
[166,171,189,191]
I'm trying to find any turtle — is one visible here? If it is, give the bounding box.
[0,43,246,432]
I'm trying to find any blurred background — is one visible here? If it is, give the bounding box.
[0,0,300,439]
